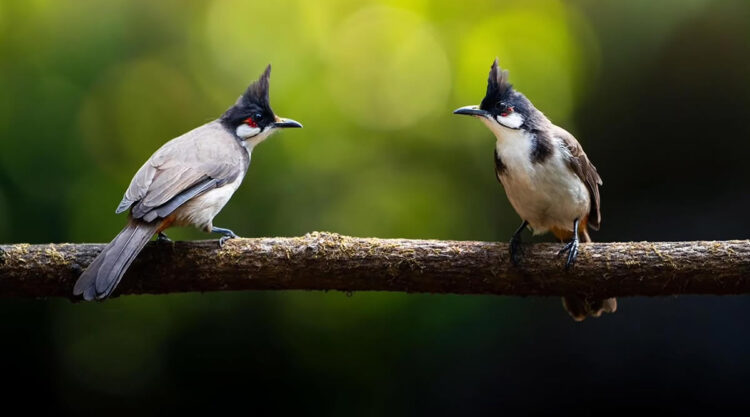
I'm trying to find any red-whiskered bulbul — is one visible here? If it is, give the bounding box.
[454,59,616,321]
[74,65,302,301]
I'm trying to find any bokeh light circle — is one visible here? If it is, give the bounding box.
[79,59,204,178]
[456,0,598,122]
[205,0,304,81]
[325,6,451,130]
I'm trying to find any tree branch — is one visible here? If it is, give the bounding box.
[1,232,748,300]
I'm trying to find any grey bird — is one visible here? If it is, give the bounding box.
[73,65,302,301]
[454,59,616,321]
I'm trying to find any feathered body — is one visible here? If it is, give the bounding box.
[74,65,301,300]
[487,120,594,240]
[455,59,615,321]
[120,121,251,232]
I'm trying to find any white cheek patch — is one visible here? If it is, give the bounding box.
[236,124,260,138]
[496,112,524,129]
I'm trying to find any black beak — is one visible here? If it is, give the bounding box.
[274,117,303,128]
[453,106,490,117]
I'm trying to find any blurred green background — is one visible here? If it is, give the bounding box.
[1,0,750,414]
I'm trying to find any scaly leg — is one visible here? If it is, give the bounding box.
[509,220,528,267]
[211,226,238,248]
[557,218,580,270]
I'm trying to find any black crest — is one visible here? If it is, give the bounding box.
[480,58,513,112]
[243,64,271,107]
[221,64,276,130]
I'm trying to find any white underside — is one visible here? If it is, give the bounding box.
[172,172,246,232]
[170,127,277,232]
[481,117,589,235]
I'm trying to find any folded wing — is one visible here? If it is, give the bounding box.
[553,126,603,230]
[115,122,248,222]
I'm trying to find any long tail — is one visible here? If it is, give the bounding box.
[73,220,158,301]
[561,228,617,321]
[562,295,617,322]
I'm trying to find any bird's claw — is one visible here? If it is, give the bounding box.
[558,239,579,270]
[218,233,238,248]
[157,232,172,243]
[211,227,239,248]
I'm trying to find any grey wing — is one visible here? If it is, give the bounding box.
[554,126,603,230]
[115,122,248,221]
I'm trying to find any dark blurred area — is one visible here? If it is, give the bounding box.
[0,0,749,414]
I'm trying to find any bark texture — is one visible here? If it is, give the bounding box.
[0,232,748,300]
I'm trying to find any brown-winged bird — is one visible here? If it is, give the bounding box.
[454,59,616,321]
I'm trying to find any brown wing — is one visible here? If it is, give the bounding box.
[553,126,603,230]
[116,121,248,221]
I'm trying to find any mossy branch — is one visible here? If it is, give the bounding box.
[1,232,749,300]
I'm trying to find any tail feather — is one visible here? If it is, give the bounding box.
[73,220,158,300]
[562,296,617,322]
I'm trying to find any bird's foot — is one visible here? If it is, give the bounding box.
[157,232,172,243]
[212,227,238,248]
[509,235,524,267]
[218,234,237,247]
[557,239,579,270]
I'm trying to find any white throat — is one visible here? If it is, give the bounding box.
[480,115,524,143]
[480,115,534,169]
[236,125,277,151]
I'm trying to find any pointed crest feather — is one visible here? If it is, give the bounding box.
[221,64,275,126]
[488,58,512,97]
[242,64,271,104]
[480,58,515,112]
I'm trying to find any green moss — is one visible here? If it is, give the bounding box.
[45,245,70,266]
[649,243,677,269]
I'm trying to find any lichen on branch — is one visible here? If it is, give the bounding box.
[0,232,749,299]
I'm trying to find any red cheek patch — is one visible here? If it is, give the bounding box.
[244,118,258,128]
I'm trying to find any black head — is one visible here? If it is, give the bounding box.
[480,58,513,111]
[220,65,302,140]
[454,58,541,131]
[222,65,275,130]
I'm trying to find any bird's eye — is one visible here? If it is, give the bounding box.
[254,113,263,121]
[244,117,258,128]
[500,106,514,117]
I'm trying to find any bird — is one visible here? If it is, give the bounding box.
[73,64,302,301]
[453,59,615,321]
